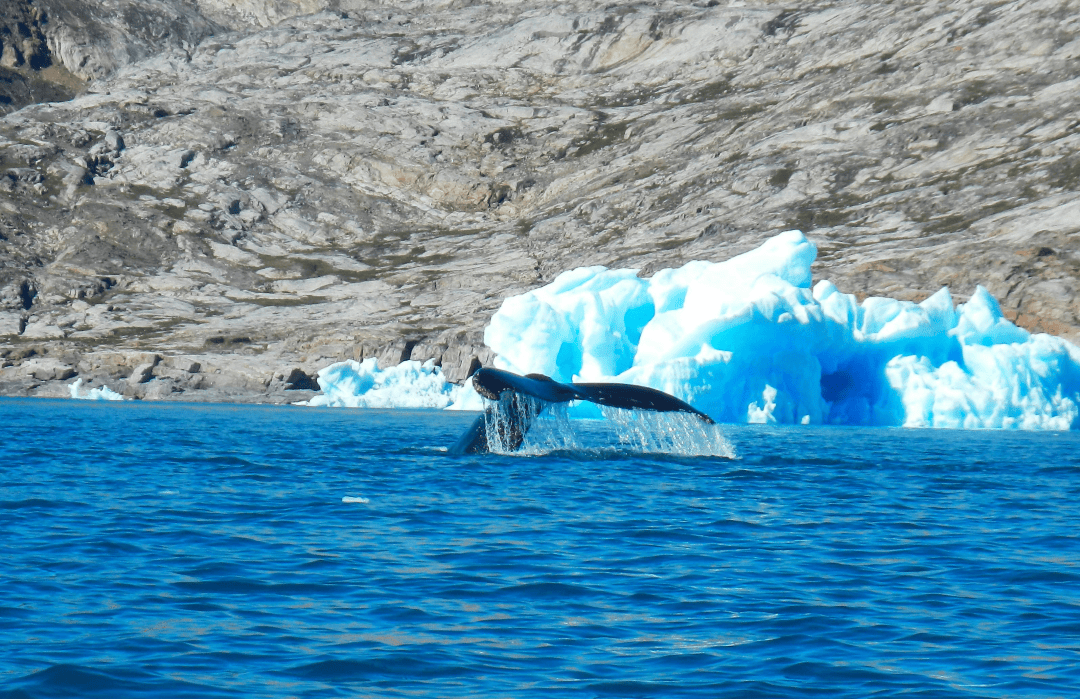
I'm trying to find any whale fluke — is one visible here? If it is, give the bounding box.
[450,368,713,455]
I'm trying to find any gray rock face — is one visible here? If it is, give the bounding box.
[21,356,75,380]
[1,0,1078,400]
[1,0,222,115]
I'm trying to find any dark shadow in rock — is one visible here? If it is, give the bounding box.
[284,368,319,391]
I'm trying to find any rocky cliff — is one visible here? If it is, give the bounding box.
[1,0,1078,401]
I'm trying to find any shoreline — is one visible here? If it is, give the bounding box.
[0,343,483,404]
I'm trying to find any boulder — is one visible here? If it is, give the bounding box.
[21,358,76,381]
[128,356,161,384]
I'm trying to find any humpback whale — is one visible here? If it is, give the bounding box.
[450,367,714,454]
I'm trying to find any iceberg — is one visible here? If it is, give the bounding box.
[304,357,460,409]
[484,231,1080,430]
[69,378,125,401]
[304,230,1080,431]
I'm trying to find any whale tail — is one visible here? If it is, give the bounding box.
[450,367,713,455]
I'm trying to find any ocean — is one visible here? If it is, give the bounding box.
[2,398,1078,698]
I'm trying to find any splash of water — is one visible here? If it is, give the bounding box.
[516,403,582,455]
[480,392,548,454]
[600,406,736,457]
[480,397,735,458]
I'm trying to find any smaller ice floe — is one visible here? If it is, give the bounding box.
[342,495,370,504]
[304,357,458,408]
[446,376,484,411]
[69,378,125,401]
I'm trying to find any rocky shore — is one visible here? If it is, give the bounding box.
[1,0,1078,402]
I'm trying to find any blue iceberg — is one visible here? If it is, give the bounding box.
[485,231,1080,430]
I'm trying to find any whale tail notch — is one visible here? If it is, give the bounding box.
[450,367,714,455]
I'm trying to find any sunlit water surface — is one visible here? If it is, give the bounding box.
[2,398,1079,698]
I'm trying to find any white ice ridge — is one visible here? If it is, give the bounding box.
[485,230,1080,430]
[68,378,125,401]
[304,357,461,409]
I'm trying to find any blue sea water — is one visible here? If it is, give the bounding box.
[2,398,1079,698]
